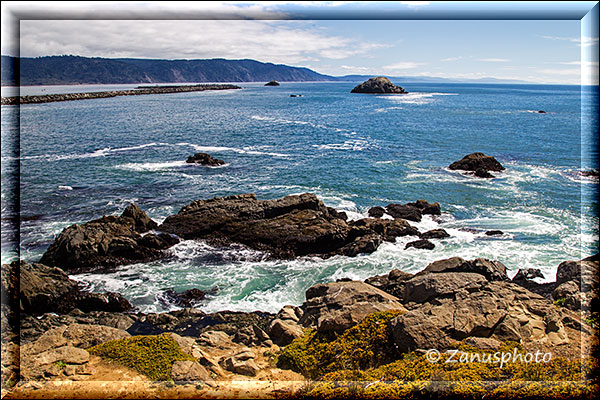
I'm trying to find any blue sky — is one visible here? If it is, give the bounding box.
[3,1,598,84]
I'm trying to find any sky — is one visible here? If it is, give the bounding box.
[2,1,599,84]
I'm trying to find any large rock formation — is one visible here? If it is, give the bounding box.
[264,80,280,86]
[449,152,505,178]
[299,281,406,333]
[159,193,419,259]
[351,77,407,94]
[40,204,178,273]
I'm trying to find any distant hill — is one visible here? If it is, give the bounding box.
[1,55,530,86]
[1,55,335,86]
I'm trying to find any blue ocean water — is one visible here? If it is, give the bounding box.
[1,82,598,313]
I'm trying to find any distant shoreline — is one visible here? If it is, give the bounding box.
[0,84,242,105]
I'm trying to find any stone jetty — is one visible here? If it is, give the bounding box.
[0,84,242,105]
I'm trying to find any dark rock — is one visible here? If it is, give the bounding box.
[473,168,495,178]
[512,268,544,282]
[405,199,441,216]
[268,319,304,346]
[385,204,422,222]
[3,261,132,316]
[299,281,406,333]
[405,239,435,250]
[40,204,174,273]
[368,206,385,218]
[420,229,450,240]
[538,110,546,113]
[159,193,421,259]
[485,230,504,236]
[186,152,226,166]
[265,80,280,86]
[290,94,303,97]
[160,288,207,308]
[580,169,599,178]
[449,152,505,173]
[351,77,407,94]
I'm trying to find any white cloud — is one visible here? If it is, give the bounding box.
[441,56,462,62]
[399,2,430,9]
[478,58,510,62]
[540,35,599,48]
[19,19,386,64]
[382,61,426,70]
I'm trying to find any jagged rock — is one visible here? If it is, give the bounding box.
[276,305,303,323]
[473,168,495,178]
[351,77,407,94]
[405,239,435,250]
[385,204,422,222]
[449,152,505,174]
[197,331,231,349]
[159,193,420,259]
[299,281,406,333]
[5,261,132,315]
[406,199,441,216]
[232,325,271,347]
[552,255,599,313]
[186,152,226,166]
[512,268,544,282]
[390,280,569,352]
[40,204,176,273]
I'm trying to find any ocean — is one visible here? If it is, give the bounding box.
[1,81,598,314]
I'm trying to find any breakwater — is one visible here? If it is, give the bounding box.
[0,84,242,105]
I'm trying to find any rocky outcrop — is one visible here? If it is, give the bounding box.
[186,152,226,166]
[405,239,435,250]
[385,199,441,222]
[265,80,280,86]
[299,281,406,333]
[552,255,599,313]
[351,77,407,94]
[159,288,208,308]
[40,204,178,273]
[449,152,505,178]
[159,193,419,259]
[2,261,132,316]
[418,256,509,281]
[389,279,569,352]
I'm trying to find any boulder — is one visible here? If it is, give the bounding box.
[553,255,599,312]
[232,324,271,347]
[485,230,504,236]
[219,351,260,376]
[268,319,304,346]
[405,239,435,250]
[390,280,569,352]
[275,305,303,323]
[40,204,176,273]
[6,261,132,315]
[512,268,544,282]
[420,229,450,239]
[449,152,505,173]
[351,77,407,94]
[385,204,422,222]
[299,281,406,333]
[364,269,414,301]
[159,288,207,308]
[473,168,495,178]
[186,152,226,166]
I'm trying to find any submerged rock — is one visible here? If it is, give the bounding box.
[186,152,226,166]
[405,239,435,250]
[449,152,505,175]
[351,77,407,94]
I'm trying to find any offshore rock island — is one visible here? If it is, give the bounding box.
[351,76,408,94]
[0,84,242,105]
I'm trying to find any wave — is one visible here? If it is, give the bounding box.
[382,92,458,105]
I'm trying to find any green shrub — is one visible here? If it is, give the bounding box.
[88,333,195,381]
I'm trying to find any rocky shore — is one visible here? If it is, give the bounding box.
[2,193,598,398]
[0,84,242,105]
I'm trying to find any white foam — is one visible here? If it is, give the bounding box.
[382,92,458,105]
[58,185,73,190]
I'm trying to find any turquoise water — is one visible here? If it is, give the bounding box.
[1,82,598,313]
